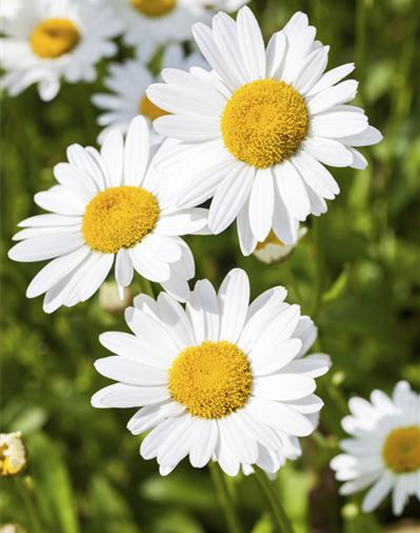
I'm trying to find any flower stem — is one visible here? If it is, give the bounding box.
[14,477,44,533]
[253,468,295,533]
[209,462,244,533]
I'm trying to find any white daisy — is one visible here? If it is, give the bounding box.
[8,116,209,312]
[331,381,420,516]
[0,432,27,477]
[111,0,210,61]
[253,227,307,265]
[92,44,206,144]
[92,268,330,476]
[147,7,383,256]
[0,0,121,101]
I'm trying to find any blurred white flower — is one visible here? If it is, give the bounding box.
[147,7,382,256]
[111,0,211,61]
[1,0,22,19]
[92,44,206,144]
[254,227,307,264]
[0,0,121,101]
[331,381,420,516]
[92,268,330,476]
[0,432,26,477]
[99,281,132,314]
[9,117,209,311]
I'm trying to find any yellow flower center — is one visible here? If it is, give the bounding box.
[139,94,169,121]
[82,186,159,254]
[130,0,176,17]
[168,341,253,419]
[221,79,309,169]
[30,19,80,59]
[382,426,420,474]
[256,230,284,251]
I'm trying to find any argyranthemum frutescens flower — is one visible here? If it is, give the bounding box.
[331,381,420,516]
[92,44,206,144]
[0,0,121,101]
[8,117,208,312]
[111,0,210,61]
[0,432,27,477]
[147,7,383,256]
[92,268,331,476]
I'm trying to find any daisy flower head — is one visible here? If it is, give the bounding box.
[147,7,383,256]
[8,116,208,312]
[254,227,307,265]
[111,0,211,61]
[0,0,121,101]
[331,381,420,516]
[92,44,207,144]
[0,432,27,477]
[92,268,331,476]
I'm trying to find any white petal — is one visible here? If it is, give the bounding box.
[9,234,85,263]
[253,374,316,401]
[129,243,171,283]
[94,356,167,386]
[189,419,218,468]
[124,116,150,186]
[292,151,339,199]
[306,63,355,97]
[154,114,221,143]
[157,292,195,348]
[311,111,368,138]
[274,160,310,221]
[303,137,353,167]
[218,269,250,343]
[34,187,86,216]
[362,473,394,513]
[236,197,257,256]
[155,209,208,236]
[91,383,169,408]
[187,279,220,343]
[266,31,287,78]
[251,338,302,376]
[101,129,124,187]
[208,163,254,234]
[115,249,134,288]
[237,6,266,80]
[307,80,358,114]
[272,184,299,245]
[249,168,274,242]
[282,354,331,378]
[338,125,383,147]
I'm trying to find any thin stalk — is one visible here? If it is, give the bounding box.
[254,468,295,533]
[209,462,244,533]
[14,477,44,533]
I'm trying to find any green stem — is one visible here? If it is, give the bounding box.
[14,477,44,533]
[253,468,295,533]
[209,462,244,533]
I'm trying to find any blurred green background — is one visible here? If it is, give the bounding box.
[1,0,419,532]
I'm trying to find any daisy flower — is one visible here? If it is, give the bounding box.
[147,7,383,255]
[92,44,206,144]
[0,432,27,477]
[253,227,307,265]
[92,268,330,476]
[331,381,420,516]
[8,117,208,312]
[111,0,210,61]
[0,0,121,101]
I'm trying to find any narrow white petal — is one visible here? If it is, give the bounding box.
[249,168,274,242]
[124,116,149,186]
[218,268,250,343]
[101,129,124,187]
[274,160,310,221]
[91,383,169,408]
[94,356,167,386]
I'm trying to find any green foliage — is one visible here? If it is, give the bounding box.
[1,0,419,531]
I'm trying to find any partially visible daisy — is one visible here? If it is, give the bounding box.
[99,282,132,314]
[92,268,330,476]
[0,0,121,101]
[8,117,208,312]
[254,227,307,265]
[0,432,27,477]
[331,381,420,516]
[92,44,206,144]
[147,7,382,256]
[111,0,210,61]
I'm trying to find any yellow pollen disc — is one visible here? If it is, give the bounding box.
[256,230,284,251]
[30,18,80,59]
[139,94,169,121]
[82,186,159,254]
[168,341,252,419]
[130,0,176,17]
[221,79,309,169]
[382,426,420,474]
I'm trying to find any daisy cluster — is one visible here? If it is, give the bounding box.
[3,0,419,521]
